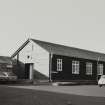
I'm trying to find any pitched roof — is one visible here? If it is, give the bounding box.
[11,38,105,62]
[0,56,12,64]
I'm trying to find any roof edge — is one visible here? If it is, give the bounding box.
[11,38,30,58]
[11,38,105,61]
[31,39,105,56]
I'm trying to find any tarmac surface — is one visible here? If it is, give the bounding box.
[1,85,105,105]
[9,85,105,97]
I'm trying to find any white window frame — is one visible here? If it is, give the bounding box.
[86,62,92,75]
[72,61,79,74]
[97,64,103,75]
[57,59,62,71]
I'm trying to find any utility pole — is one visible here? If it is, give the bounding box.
[49,53,53,82]
[97,57,100,82]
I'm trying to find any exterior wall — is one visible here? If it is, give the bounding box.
[51,54,105,82]
[13,40,49,78]
[12,39,105,82]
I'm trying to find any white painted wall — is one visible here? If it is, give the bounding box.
[15,40,49,77]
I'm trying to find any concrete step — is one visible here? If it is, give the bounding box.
[52,82,79,86]
[33,80,51,85]
[52,80,97,86]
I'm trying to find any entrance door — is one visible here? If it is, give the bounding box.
[25,63,30,79]
[25,63,34,79]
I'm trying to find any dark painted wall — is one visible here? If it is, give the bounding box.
[51,54,105,82]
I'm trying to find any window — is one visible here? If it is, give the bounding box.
[57,59,62,71]
[86,62,92,75]
[97,64,103,75]
[72,61,79,74]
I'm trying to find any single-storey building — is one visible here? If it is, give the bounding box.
[11,39,105,83]
[0,56,12,71]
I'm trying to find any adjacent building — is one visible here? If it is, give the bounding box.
[11,39,105,83]
[0,56,12,72]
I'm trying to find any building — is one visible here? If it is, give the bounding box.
[0,56,12,72]
[11,39,105,83]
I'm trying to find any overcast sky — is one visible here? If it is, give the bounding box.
[0,0,105,56]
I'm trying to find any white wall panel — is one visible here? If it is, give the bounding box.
[16,40,49,77]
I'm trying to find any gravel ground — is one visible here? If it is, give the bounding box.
[9,85,105,97]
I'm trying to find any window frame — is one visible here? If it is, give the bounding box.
[97,64,103,75]
[57,59,62,71]
[72,61,79,74]
[86,62,92,75]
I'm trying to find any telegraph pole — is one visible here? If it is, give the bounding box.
[97,57,100,82]
[49,53,53,82]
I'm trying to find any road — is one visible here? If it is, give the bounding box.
[9,85,105,97]
[0,85,105,105]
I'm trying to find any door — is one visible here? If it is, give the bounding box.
[25,63,30,79]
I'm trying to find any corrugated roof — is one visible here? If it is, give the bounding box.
[31,39,105,62]
[11,38,105,62]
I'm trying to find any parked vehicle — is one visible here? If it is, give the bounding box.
[0,71,17,81]
[0,71,8,81]
[98,75,105,87]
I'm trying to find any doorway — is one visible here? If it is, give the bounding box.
[25,63,34,79]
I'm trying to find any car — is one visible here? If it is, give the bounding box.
[0,71,17,81]
[98,75,105,87]
[3,72,17,81]
[0,71,8,81]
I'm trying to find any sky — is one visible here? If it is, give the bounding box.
[0,0,105,56]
